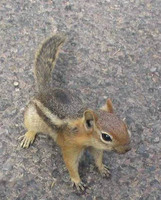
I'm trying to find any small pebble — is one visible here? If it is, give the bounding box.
[153,137,159,143]
[150,67,157,73]
[15,88,20,91]
[14,81,19,87]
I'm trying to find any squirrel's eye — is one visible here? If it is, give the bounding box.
[101,133,112,142]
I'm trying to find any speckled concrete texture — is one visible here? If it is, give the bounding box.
[1,0,161,199]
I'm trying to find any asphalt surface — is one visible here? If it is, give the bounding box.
[0,0,161,199]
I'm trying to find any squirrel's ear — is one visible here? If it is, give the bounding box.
[83,110,97,130]
[106,99,114,113]
[101,98,114,113]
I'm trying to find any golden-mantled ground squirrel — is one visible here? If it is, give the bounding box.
[19,34,131,191]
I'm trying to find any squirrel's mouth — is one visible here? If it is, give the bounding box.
[114,145,131,154]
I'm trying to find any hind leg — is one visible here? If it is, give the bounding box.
[19,131,37,148]
[19,102,54,148]
[19,103,40,148]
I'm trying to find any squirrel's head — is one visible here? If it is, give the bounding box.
[82,99,131,154]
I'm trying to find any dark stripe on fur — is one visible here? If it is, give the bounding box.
[33,102,62,132]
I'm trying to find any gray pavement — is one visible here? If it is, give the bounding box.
[0,0,161,199]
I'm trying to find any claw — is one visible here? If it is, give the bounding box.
[100,165,111,177]
[18,135,25,140]
[72,181,86,191]
[19,132,36,148]
[20,136,25,147]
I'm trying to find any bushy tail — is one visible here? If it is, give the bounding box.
[34,34,66,92]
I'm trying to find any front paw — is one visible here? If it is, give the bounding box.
[99,165,111,177]
[72,181,86,191]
